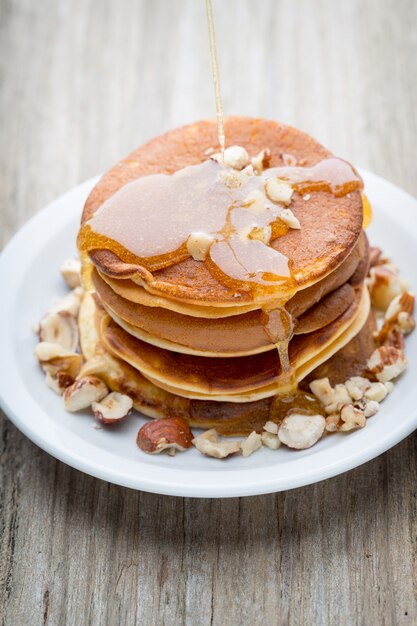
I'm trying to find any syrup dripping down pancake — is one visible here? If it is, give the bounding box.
[93,268,356,356]
[97,286,369,400]
[93,230,369,317]
[78,292,374,434]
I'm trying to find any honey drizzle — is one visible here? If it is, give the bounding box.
[79,8,363,421]
[79,157,362,284]
[205,0,225,158]
[261,303,296,397]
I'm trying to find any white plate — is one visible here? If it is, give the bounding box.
[1,171,416,498]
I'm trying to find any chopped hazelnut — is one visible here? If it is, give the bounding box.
[364,382,388,403]
[251,149,271,174]
[368,266,405,310]
[339,404,366,431]
[212,145,250,170]
[265,178,293,205]
[137,417,193,455]
[345,376,371,401]
[34,341,82,379]
[192,429,241,459]
[47,287,83,317]
[279,208,301,230]
[60,258,81,288]
[278,413,325,449]
[241,431,263,457]
[39,311,78,352]
[363,400,380,418]
[63,376,108,412]
[92,392,133,424]
[367,346,407,382]
[309,378,335,406]
[261,431,281,449]
[263,420,278,434]
[186,232,214,261]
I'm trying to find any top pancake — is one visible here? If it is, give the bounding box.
[81,117,364,306]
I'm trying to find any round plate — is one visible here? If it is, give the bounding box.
[0,171,416,497]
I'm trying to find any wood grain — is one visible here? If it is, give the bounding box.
[1,0,417,624]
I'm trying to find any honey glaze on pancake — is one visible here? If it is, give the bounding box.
[78,158,362,284]
[78,152,363,419]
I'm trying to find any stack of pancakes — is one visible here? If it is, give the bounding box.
[78,118,374,435]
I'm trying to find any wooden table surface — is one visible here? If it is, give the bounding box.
[1,1,417,624]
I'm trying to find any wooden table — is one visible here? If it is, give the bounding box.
[1,1,416,623]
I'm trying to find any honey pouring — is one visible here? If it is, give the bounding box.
[78,0,363,420]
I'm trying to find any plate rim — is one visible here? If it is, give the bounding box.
[1,169,417,498]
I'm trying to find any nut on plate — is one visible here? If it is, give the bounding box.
[364,382,388,403]
[363,400,380,418]
[385,292,415,334]
[60,258,81,288]
[137,417,194,455]
[278,412,325,449]
[39,311,79,351]
[261,431,281,450]
[309,378,335,406]
[192,429,241,459]
[325,413,341,433]
[345,376,371,401]
[63,376,108,412]
[263,420,278,434]
[34,341,82,378]
[339,404,366,431]
[241,431,263,457]
[92,392,133,425]
[45,371,75,395]
[367,346,407,382]
[309,378,351,413]
[47,287,83,317]
[324,383,352,414]
[368,266,405,310]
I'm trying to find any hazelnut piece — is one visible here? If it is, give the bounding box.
[186,232,214,261]
[137,417,194,455]
[265,178,293,205]
[34,341,82,379]
[212,145,250,170]
[278,413,325,449]
[92,392,133,425]
[192,429,241,459]
[367,346,407,382]
[60,258,81,288]
[48,287,83,317]
[241,431,263,457]
[39,311,78,352]
[63,376,108,412]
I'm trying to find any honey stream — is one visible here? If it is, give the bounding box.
[205,0,225,159]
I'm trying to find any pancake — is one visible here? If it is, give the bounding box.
[94,269,356,356]
[94,229,368,317]
[75,117,375,438]
[80,117,364,306]
[78,293,375,435]
[98,285,369,400]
